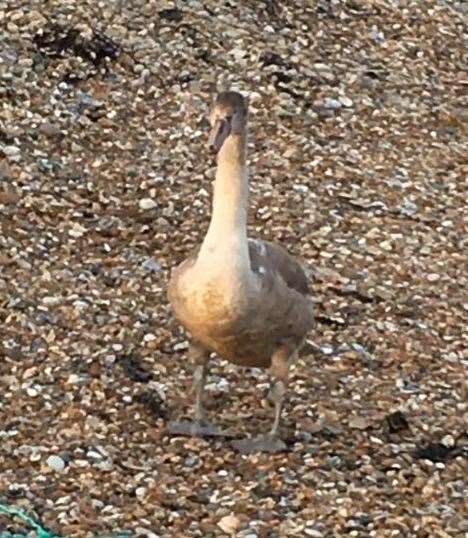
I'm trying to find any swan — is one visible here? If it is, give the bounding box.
[167,91,313,452]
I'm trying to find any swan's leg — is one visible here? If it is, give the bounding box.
[232,343,294,453]
[168,342,228,437]
[192,361,207,422]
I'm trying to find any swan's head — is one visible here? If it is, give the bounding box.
[208,91,248,153]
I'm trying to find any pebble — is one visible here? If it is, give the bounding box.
[2,145,20,155]
[39,122,61,137]
[231,48,247,60]
[142,257,161,272]
[66,374,81,384]
[441,434,455,448]
[139,197,157,210]
[30,452,41,462]
[69,223,87,238]
[398,199,418,215]
[135,486,147,498]
[339,96,353,107]
[87,450,103,460]
[322,98,342,109]
[349,417,370,430]
[23,367,37,379]
[96,459,113,471]
[369,29,385,43]
[47,455,66,472]
[304,530,324,538]
[218,514,240,534]
[379,240,393,251]
[135,530,158,538]
[2,145,21,160]
[206,378,230,392]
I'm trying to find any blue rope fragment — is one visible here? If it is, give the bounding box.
[0,503,58,538]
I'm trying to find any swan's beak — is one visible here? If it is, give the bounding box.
[208,118,231,153]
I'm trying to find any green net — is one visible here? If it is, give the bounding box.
[0,503,134,536]
[0,504,57,538]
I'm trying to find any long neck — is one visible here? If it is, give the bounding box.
[199,131,249,262]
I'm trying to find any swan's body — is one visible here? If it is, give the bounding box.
[168,91,313,452]
[169,239,311,367]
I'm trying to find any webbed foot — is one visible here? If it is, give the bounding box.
[167,420,231,438]
[231,434,287,454]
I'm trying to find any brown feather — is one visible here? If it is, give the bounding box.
[248,239,309,295]
[167,239,312,368]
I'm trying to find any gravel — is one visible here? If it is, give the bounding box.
[0,0,466,536]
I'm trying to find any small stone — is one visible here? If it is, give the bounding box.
[441,434,455,448]
[322,98,342,109]
[26,387,39,397]
[218,514,240,534]
[427,273,440,282]
[2,145,21,161]
[23,367,37,379]
[369,29,385,43]
[379,240,393,251]
[87,450,103,460]
[231,48,247,61]
[2,145,20,156]
[348,417,370,430]
[135,530,158,538]
[96,460,113,471]
[135,487,147,498]
[47,455,65,472]
[66,374,81,384]
[339,96,353,107]
[38,159,54,171]
[30,452,41,462]
[69,223,87,238]
[398,199,418,216]
[139,198,157,210]
[39,122,61,137]
[304,530,323,538]
[142,258,161,273]
[42,296,61,306]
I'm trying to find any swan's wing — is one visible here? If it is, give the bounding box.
[248,239,310,295]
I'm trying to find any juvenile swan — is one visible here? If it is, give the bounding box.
[168,91,313,453]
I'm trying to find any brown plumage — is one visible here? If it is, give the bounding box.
[168,239,311,367]
[167,91,314,452]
